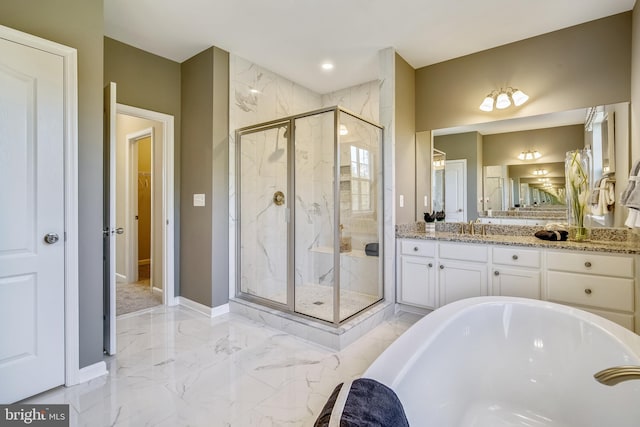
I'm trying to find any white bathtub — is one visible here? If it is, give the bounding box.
[365,297,640,426]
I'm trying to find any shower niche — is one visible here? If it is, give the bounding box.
[236,106,384,324]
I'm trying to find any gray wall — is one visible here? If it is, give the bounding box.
[180,47,230,307]
[104,37,182,295]
[0,0,105,368]
[435,132,482,220]
[416,12,632,131]
[394,53,416,224]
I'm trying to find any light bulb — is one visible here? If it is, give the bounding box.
[479,96,494,112]
[533,150,541,159]
[495,92,511,109]
[512,89,529,106]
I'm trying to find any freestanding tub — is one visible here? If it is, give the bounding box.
[365,297,640,426]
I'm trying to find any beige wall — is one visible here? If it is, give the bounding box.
[416,12,632,131]
[137,137,152,261]
[394,53,416,223]
[483,125,584,166]
[0,0,105,368]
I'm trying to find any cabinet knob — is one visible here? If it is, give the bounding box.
[584,261,592,268]
[428,262,433,268]
[439,264,445,270]
[585,288,592,295]
[413,246,419,252]
[494,270,500,276]
[512,254,518,260]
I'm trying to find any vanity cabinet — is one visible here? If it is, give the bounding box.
[438,243,488,305]
[546,251,635,329]
[397,240,438,309]
[491,247,541,299]
[396,238,638,331]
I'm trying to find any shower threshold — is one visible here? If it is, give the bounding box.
[228,297,394,350]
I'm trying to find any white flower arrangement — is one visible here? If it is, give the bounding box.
[565,149,591,241]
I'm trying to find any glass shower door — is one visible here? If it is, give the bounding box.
[238,123,290,306]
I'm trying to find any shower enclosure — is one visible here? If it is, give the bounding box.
[236,106,383,324]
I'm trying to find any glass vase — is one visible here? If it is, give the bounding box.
[565,149,592,242]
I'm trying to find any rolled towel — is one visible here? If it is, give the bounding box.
[535,230,568,241]
[314,378,409,427]
[620,159,640,206]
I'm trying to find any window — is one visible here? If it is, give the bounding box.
[350,145,373,212]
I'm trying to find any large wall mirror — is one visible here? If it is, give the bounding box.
[416,102,630,228]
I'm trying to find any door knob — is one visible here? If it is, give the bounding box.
[44,233,59,244]
[115,227,124,235]
[273,191,285,206]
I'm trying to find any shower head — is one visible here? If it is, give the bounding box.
[268,126,286,162]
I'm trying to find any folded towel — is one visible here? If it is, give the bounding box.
[625,208,640,228]
[591,177,615,216]
[314,378,409,427]
[620,159,640,206]
[535,230,568,241]
[589,177,604,205]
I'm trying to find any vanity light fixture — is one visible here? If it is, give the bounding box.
[518,150,542,161]
[479,87,529,112]
[532,168,548,176]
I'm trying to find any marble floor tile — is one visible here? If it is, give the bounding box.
[24,306,421,426]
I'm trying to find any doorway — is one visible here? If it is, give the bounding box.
[104,98,175,355]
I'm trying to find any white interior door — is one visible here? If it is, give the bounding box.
[103,82,117,355]
[0,35,65,403]
[445,159,467,222]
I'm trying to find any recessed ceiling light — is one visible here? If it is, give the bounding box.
[249,88,260,94]
[321,62,334,71]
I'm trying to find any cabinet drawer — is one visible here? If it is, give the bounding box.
[492,247,540,268]
[546,251,634,278]
[439,242,488,262]
[547,271,634,312]
[400,240,436,257]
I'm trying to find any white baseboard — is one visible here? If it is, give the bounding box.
[115,273,127,283]
[76,361,108,384]
[177,296,229,318]
[138,259,151,266]
[152,286,162,297]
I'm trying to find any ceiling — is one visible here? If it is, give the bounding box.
[104,0,635,95]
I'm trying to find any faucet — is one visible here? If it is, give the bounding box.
[594,366,640,386]
[468,220,475,235]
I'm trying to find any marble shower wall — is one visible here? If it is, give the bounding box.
[229,53,383,305]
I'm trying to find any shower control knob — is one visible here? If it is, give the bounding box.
[512,255,518,260]
[585,288,592,295]
[584,261,592,268]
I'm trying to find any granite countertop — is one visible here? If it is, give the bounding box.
[396,231,640,254]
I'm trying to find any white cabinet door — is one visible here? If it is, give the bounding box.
[438,261,487,305]
[491,267,541,299]
[0,34,65,403]
[399,255,437,309]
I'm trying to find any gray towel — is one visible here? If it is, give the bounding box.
[620,159,640,207]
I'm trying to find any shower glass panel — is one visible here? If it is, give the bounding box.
[238,123,290,305]
[293,111,335,321]
[338,111,383,321]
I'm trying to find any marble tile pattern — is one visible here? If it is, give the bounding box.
[25,306,420,426]
[229,53,386,319]
[396,222,640,254]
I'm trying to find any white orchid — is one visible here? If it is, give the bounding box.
[565,149,591,241]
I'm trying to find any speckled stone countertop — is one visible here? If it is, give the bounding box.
[397,223,640,254]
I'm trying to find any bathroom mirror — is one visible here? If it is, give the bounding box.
[421,102,630,227]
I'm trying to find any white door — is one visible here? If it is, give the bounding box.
[0,36,65,403]
[103,82,117,355]
[444,159,467,222]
